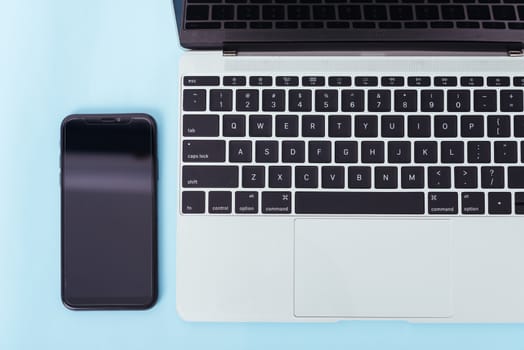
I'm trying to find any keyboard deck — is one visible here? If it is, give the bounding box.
[180,74,524,215]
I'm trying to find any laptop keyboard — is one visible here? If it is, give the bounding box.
[185,1,524,30]
[181,74,524,215]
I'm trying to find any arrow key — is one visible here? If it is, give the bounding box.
[488,192,511,215]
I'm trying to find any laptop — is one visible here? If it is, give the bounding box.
[173,0,524,322]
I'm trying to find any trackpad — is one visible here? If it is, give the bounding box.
[294,219,453,318]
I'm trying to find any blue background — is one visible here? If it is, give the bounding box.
[2,1,524,349]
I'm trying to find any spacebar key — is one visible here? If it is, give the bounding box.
[295,192,425,214]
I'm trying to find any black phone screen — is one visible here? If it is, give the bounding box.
[61,115,157,309]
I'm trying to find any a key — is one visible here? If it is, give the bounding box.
[428,192,458,215]
[302,115,325,137]
[515,116,524,137]
[262,192,292,214]
[276,76,299,86]
[322,166,345,188]
[235,192,258,214]
[467,141,490,163]
[435,77,457,87]
[355,76,378,86]
[182,191,205,214]
[401,167,424,189]
[500,90,523,112]
[494,141,517,163]
[408,76,431,87]
[249,115,272,137]
[275,115,298,137]
[434,115,457,138]
[487,76,510,87]
[461,115,484,137]
[462,192,485,215]
[329,76,351,87]
[382,77,404,87]
[282,141,305,163]
[415,141,438,163]
[242,166,265,188]
[183,76,219,86]
[269,166,292,188]
[509,167,524,188]
[210,90,233,111]
[208,191,232,214]
[474,90,497,112]
[487,115,510,137]
[441,141,464,163]
[302,76,325,86]
[381,115,404,137]
[455,167,478,189]
[375,167,398,189]
[368,90,391,112]
[515,192,524,215]
[295,166,318,188]
[329,115,351,137]
[488,192,512,215]
[183,140,225,162]
[229,141,252,163]
[461,76,483,87]
[428,167,452,189]
[315,90,338,112]
[348,166,371,188]
[421,90,444,112]
[447,90,471,112]
[223,114,246,137]
[394,90,417,112]
[255,141,278,163]
[361,141,385,163]
[308,141,331,163]
[388,141,411,163]
[262,90,285,112]
[223,76,246,86]
[335,141,358,163]
[355,115,378,137]
[182,166,238,188]
[183,89,206,111]
[481,166,504,188]
[341,90,365,112]
[408,116,431,137]
[250,76,272,86]
[236,90,259,111]
[183,115,219,137]
[289,90,312,112]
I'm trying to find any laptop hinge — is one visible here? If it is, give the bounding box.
[223,50,238,57]
[508,49,524,57]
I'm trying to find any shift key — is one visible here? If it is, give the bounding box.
[183,166,238,188]
[183,140,225,162]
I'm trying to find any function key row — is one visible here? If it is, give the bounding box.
[183,76,524,87]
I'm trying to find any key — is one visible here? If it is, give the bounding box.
[341,90,365,112]
[487,115,510,137]
[184,76,219,86]
[289,90,312,112]
[421,90,444,112]
[468,141,490,163]
[348,166,371,188]
[262,192,292,214]
[295,166,318,188]
[229,141,252,163]
[183,89,206,111]
[183,115,219,137]
[302,115,325,137]
[415,141,438,163]
[242,166,265,188]
[250,76,272,86]
[208,191,232,214]
[355,115,378,137]
[329,115,351,137]
[308,141,331,163]
[388,141,411,163]
[394,90,417,112]
[212,5,234,20]
[295,192,424,214]
[237,90,259,111]
[182,166,238,188]
[183,140,225,162]
[509,167,524,188]
[494,141,517,163]
[303,76,325,86]
[269,166,292,188]
[381,115,404,137]
[249,115,272,137]
[329,76,351,87]
[375,167,398,189]
[447,90,471,112]
[210,90,233,111]
[322,166,345,188]
[276,76,299,86]
[408,77,431,87]
[488,192,511,215]
[282,141,305,163]
[487,77,510,87]
[335,141,358,163]
[275,115,298,137]
[382,77,404,87]
[462,192,485,215]
[514,76,524,87]
[441,141,464,163]
[408,116,431,137]
[223,76,246,86]
[500,90,523,112]
[361,141,384,163]
[355,76,378,86]
[435,77,457,87]
[235,192,258,214]
[223,114,246,137]
[515,116,524,137]
[474,90,497,112]
[515,193,524,215]
[401,167,424,189]
[455,167,477,189]
[368,90,391,112]
[428,192,458,215]
[256,141,278,163]
[182,191,205,213]
[461,115,484,137]
[434,115,457,138]
[428,167,451,189]
[315,90,338,112]
[262,90,285,112]
[461,77,483,87]
[481,166,504,188]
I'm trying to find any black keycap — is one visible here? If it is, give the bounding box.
[421,90,444,112]
[428,167,452,189]
[415,141,438,163]
[341,90,365,112]
[500,90,523,112]
[361,141,384,163]
[182,191,205,213]
[182,166,238,188]
[364,5,387,20]
[235,191,258,214]
[408,116,431,138]
[335,141,358,163]
[223,76,246,86]
[487,76,510,87]
[348,166,371,188]
[355,76,378,87]
[223,114,246,137]
[329,76,351,87]
[183,89,206,111]
[394,90,417,112]
[256,141,278,162]
[262,192,292,214]
[237,5,259,20]
[474,90,497,112]
[509,167,524,188]
[401,167,425,189]
[461,77,483,87]
[250,76,272,86]
[242,166,265,188]
[455,167,478,189]
[229,141,252,162]
[375,167,398,189]
[295,192,424,214]
[322,166,345,188]
[212,5,234,20]
[269,166,292,188]
[209,90,233,112]
[514,77,524,87]
[288,5,310,20]
[382,77,404,87]
[262,90,285,112]
[416,5,438,20]
[329,115,351,137]
[276,115,298,137]
[249,115,272,137]
[289,90,312,112]
[481,166,504,188]
[440,141,464,164]
[435,76,458,87]
[184,76,219,86]
[461,115,484,137]
[313,5,336,19]
[282,141,305,163]
[495,141,517,163]
[390,5,413,20]
[303,76,325,86]
[302,115,325,137]
[467,5,491,20]
[237,90,259,111]
[388,141,411,163]
[183,140,225,162]
[276,76,299,86]
[468,141,491,163]
[447,90,471,112]
[339,5,361,20]
[382,115,404,137]
[308,141,331,163]
[434,115,457,138]
[487,115,510,137]
[208,191,232,214]
[295,166,318,188]
[428,192,458,215]
[315,90,338,113]
[488,192,511,215]
[515,116,524,137]
[462,192,485,215]
[408,76,431,87]
[183,115,219,137]
[355,115,378,137]
[368,90,391,112]
[516,192,524,215]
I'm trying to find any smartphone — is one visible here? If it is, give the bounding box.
[61,114,157,309]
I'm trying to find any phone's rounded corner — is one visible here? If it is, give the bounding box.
[139,294,158,310]
[61,294,79,311]
[61,114,81,129]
